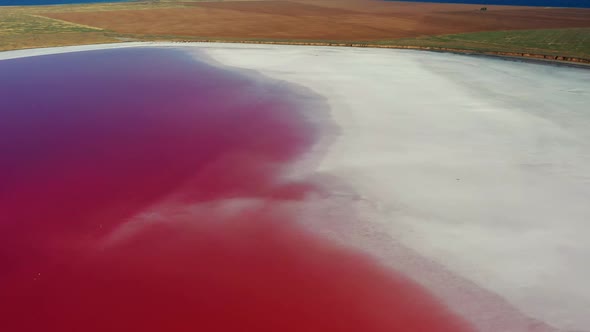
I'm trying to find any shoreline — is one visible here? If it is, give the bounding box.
[1,40,589,70]
[173,39,590,69]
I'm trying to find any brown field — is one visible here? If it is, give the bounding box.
[2,0,590,61]
[42,0,590,41]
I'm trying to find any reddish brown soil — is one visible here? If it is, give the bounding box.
[43,0,590,40]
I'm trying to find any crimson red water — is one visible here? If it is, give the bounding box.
[0,48,472,331]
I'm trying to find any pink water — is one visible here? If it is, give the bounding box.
[0,48,472,331]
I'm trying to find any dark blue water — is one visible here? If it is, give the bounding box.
[0,0,128,5]
[2,0,588,7]
[3,0,587,7]
[388,0,590,8]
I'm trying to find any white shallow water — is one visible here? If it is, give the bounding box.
[2,43,589,331]
[196,44,590,332]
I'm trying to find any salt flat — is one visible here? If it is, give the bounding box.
[2,43,589,331]
[196,43,590,332]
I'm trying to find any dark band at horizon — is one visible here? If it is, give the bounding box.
[1,0,589,7]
